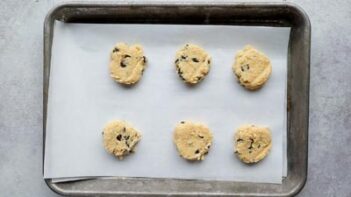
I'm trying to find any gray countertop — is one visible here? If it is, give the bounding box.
[0,0,350,196]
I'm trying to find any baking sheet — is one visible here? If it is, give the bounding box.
[44,21,289,184]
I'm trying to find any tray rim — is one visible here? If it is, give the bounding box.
[43,1,310,196]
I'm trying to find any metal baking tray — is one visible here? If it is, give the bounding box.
[43,2,310,196]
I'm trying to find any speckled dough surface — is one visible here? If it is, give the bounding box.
[109,43,147,85]
[175,44,211,84]
[234,125,272,163]
[173,121,213,161]
[103,120,141,159]
[233,45,272,90]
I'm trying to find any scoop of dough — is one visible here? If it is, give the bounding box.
[109,43,147,85]
[233,45,272,90]
[103,120,141,159]
[234,124,272,163]
[173,121,213,161]
[175,44,211,84]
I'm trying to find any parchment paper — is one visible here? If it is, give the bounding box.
[44,21,290,183]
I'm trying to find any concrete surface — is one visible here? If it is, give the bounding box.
[0,0,350,196]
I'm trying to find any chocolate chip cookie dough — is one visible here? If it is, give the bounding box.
[109,43,147,85]
[103,120,141,159]
[173,121,213,161]
[232,45,272,90]
[175,44,211,84]
[234,124,272,163]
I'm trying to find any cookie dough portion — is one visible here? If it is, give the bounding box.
[109,43,147,85]
[175,44,211,84]
[103,120,141,159]
[234,124,272,163]
[233,45,272,90]
[173,121,213,161]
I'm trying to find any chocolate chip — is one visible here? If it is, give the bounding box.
[192,58,199,63]
[196,76,202,81]
[207,59,211,64]
[177,69,186,81]
[198,134,204,138]
[180,121,185,124]
[248,138,254,149]
[258,144,261,148]
[180,76,186,81]
[112,48,119,53]
[124,136,130,140]
[195,150,200,154]
[236,138,243,142]
[207,145,211,149]
[175,59,179,64]
[120,62,127,68]
[142,56,146,64]
[181,55,187,60]
[120,56,129,68]
[241,64,250,72]
[116,134,122,141]
[126,141,130,147]
[177,69,183,75]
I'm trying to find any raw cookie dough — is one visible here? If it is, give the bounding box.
[103,120,141,159]
[109,43,147,85]
[232,45,272,90]
[234,124,272,163]
[173,121,213,161]
[175,44,211,84]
